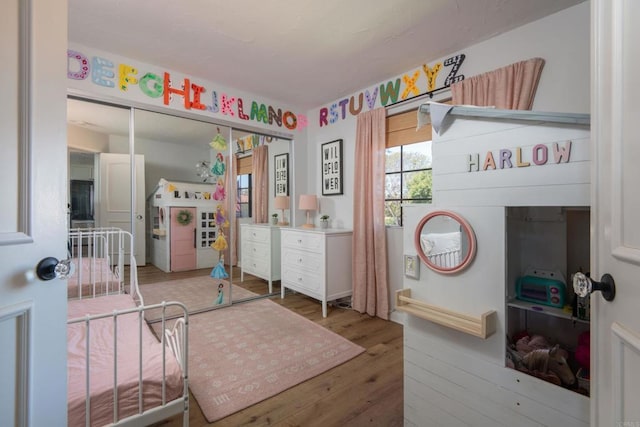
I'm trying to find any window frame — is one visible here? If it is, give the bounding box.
[384,142,433,227]
[236,173,252,218]
[384,106,436,227]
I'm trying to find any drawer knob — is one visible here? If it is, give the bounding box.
[297,239,302,243]
[298,258,302,263]
[298,277,303,282]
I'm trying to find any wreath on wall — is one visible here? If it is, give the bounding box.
[176,209,193,226]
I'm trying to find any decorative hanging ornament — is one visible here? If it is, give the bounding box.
[176,209,193,226]
[196,161,211,180]
[209,127,227,151]
[211,152,226,176]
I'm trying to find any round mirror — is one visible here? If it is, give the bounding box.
[414,210,476,274]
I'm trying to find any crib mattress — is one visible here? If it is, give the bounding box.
[67,295,184,426]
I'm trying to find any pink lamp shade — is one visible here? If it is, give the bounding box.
[298,194,317,228]
[274,195,290,226]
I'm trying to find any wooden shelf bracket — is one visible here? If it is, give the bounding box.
[395,288,497,339]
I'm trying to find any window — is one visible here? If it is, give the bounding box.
[236,154,253,218]
[236,174,252,218]
[384,108,435,226]
[385,142,432,226]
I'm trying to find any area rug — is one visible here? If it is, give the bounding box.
[138,276,256,321]
[152,297,365,423]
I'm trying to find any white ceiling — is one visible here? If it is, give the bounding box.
[68,0,585,111]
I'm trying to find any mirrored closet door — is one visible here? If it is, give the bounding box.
[67,97,293,316]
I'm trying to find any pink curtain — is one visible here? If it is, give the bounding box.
[451,57,545,109]
[352,108,389,320]
[223,155,237,266]
[252,145,269,223]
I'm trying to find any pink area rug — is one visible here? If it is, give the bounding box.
[153,297,365,423]
[138,276,256,321]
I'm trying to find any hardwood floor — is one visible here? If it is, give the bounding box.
[139,265,404,427]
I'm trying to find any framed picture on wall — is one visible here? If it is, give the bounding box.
[274,153,289,196]
[321,139,343,196]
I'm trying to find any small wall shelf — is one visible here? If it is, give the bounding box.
[396,289,497,339]
[507,299,589,325]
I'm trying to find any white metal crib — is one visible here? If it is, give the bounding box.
[67,227,135,299]
[66,255,190,426]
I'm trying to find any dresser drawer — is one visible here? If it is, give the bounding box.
[282,247,323,274]
[281,230,323,252]
[243,256,269,277]
[244,226,270,243]
[242,240,269,259]
[282,266,322,294]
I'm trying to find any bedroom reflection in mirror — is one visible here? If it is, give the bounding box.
[414,210,476,274]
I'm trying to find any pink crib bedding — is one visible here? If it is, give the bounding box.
[67,257,119,299]
[67,295,184,426]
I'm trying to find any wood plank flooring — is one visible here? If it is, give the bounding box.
[137,265,404,427]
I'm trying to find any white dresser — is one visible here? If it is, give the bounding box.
[240,223,282,293]
[280,228,353,317]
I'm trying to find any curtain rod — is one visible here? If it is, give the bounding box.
[384,86,451,110]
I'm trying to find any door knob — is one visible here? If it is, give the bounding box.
[36,257,74,281]
[136,214,143,220]
[572,271,616,301]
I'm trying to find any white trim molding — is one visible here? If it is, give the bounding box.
[0,300,33,427]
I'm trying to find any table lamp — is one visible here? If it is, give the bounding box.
[274,195,290,226]
[298,194,317,228]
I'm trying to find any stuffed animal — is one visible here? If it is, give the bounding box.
[516,334,569,360]
[522,344,576,386]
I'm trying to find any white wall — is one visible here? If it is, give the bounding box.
[109,135,210,198]
[67,124,110,152]
[305,2,590,317]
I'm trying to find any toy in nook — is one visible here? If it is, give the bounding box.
[210,255,228,279]
[211,152,226,176]
[209,128,227,151]
[506,333,575,387]
[574,331,590,391]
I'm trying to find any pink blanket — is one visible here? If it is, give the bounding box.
[67,295,184,426]
[67,257,119,299]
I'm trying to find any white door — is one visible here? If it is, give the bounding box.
[0,0,67,425]
[592,0,640,424]
[97,153,146,265]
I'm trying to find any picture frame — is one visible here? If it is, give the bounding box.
[404,254,420,279]
[274,153,289,196]
[321,139,343,196]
